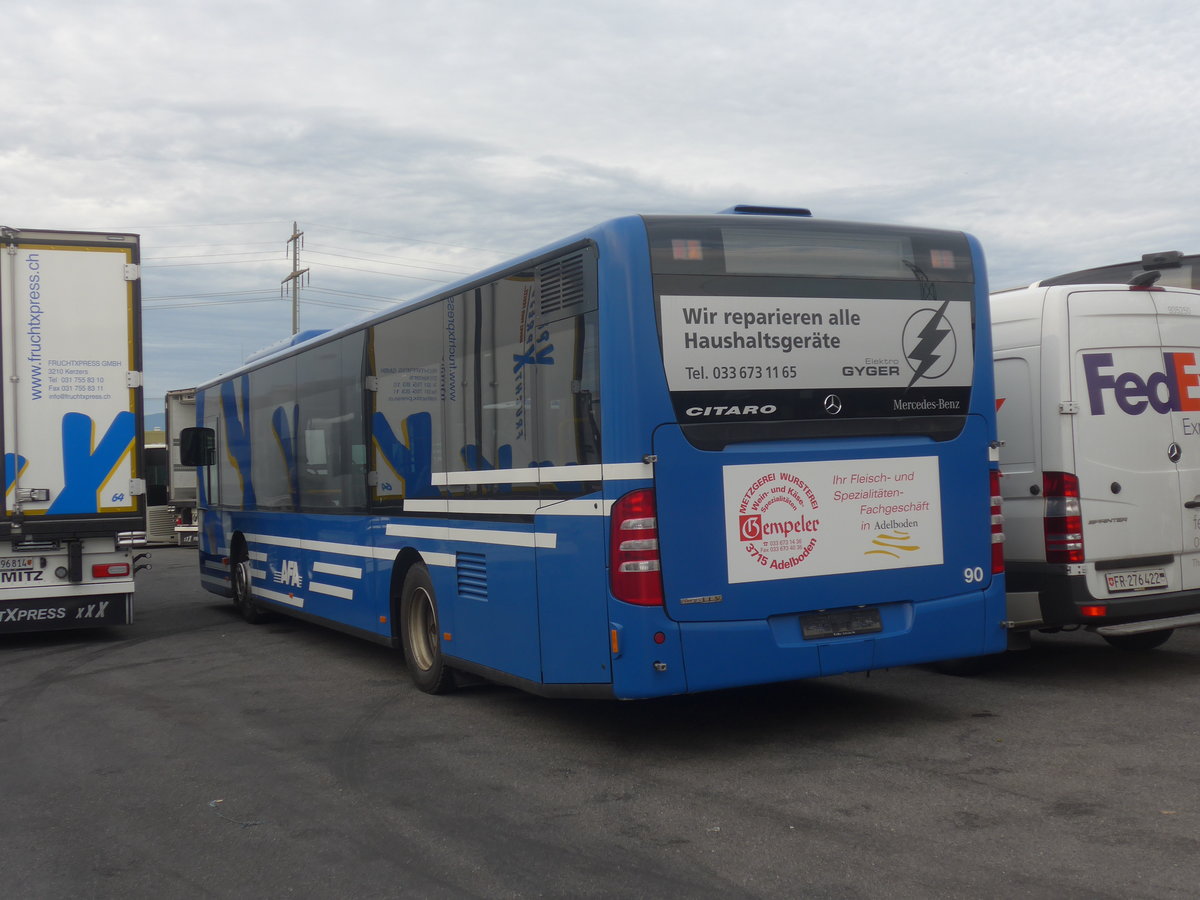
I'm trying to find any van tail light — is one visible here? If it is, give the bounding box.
[1043,471,1084,564]
[93,563,131,578]
[990,469,1005,574]
[610,488,664,606]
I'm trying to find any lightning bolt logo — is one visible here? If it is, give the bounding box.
[903,299,955,387]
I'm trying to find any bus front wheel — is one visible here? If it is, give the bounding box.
[232,557,269,625]
[400,565,455,694]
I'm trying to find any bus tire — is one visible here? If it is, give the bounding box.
[400,564,455,694]
[232,557,270,625]
[1101,629,1173,651]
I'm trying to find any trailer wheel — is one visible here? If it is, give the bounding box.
[232,558,270,625]
[400,564,455,694]
[1101,629,1173,651]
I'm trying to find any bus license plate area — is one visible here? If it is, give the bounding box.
[0,557,36,571]
[800,608,883,640]
[1105,568,1167,593]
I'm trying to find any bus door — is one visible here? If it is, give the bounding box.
[532,302,607,685]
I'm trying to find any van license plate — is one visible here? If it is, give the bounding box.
[801,608,882,639]
[1105,569,1167,593]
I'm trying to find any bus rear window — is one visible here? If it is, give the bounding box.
[646,216,978,446]
[648,216,973,283]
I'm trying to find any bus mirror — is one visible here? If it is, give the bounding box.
[179,427,216,467]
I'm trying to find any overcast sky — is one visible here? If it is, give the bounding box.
[4,0,1198,411]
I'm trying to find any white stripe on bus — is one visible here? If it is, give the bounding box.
[255,586,304,608]
[401,498,611,516]
[429,461,650,486]
[310,582,354,600]
[313,561,363,579]
[384,523,556,549]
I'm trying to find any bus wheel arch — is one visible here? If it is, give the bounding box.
[229,532,269,625]
[393,553,456,694]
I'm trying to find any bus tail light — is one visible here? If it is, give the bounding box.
[610,488,664,606]
[93,563,131,578]
[990,469,1005,574]
[1043,471,1084,564]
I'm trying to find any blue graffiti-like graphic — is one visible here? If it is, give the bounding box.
[47,411,135,514]
[4,454,29,494]
[220,378,256,508]
[372,411,437,498]
[271,404,300,508]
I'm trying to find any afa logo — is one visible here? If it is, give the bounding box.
[273,559,302,589]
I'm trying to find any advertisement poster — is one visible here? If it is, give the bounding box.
[2,246,136,514]
[723,456,943,583]
[660,295,973,392]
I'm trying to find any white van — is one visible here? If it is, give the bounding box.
[992,251,1200,649]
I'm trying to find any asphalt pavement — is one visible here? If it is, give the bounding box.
[1,547,1198,899]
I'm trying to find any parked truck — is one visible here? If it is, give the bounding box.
[0,226,147,633]
[165,388,198,546]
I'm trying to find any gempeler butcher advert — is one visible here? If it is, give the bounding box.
[723,456,944,583]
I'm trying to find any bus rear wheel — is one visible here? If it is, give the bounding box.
[400,564,455,694]
[1101,629,1173,651]
[232,557,269,625]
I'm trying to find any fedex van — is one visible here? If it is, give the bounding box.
[992,251,1200,649]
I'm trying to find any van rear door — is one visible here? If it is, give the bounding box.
[1152,291,1200,590]
[1067,287,1200,593]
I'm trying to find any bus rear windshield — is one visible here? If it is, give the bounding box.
[647,216,974,282]
[646,216,977,447]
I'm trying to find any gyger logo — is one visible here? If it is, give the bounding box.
[902,301,956,387]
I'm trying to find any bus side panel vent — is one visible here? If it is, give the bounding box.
[456,552,488,601]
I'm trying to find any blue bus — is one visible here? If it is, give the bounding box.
[181,207,1007,698]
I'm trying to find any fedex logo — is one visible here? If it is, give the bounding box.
[1083,352,1200,415]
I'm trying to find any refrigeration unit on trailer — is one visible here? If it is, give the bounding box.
[0,227,148,634]
[165,388,198,546]
[992,251,1200,649]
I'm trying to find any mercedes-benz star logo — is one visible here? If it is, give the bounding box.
[1169,442,1182,463]
[823,394,843,415]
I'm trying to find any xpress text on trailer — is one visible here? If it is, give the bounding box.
[992,251,1200,649]
[0,227,146,633]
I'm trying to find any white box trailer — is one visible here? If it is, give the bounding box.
[0,227,146,633]
[992,253,1200,649]
[165,387,198,546]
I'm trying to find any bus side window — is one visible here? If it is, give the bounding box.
[297,333,367,511]
[536,310,601,496]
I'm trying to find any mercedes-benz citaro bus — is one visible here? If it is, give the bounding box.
[180,206,1007,698]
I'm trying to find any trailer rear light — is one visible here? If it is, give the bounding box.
[990,469,1005,574]
[610,488,664,606]
[1043,471,1084,564]
[93,563,131,578]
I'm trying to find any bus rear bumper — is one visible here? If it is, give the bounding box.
[672,590,1007,695]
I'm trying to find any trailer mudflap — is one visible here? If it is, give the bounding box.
[0,593,132,633]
